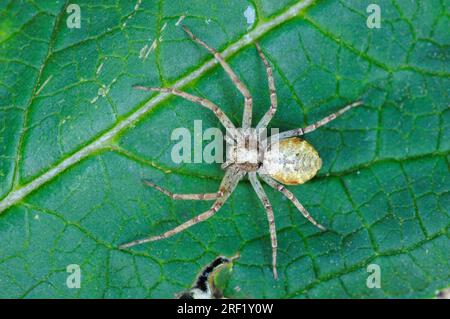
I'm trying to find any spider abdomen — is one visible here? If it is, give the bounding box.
[261,137,322,185]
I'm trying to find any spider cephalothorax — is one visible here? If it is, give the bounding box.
[223,130,263,172]
[121,26,363,279]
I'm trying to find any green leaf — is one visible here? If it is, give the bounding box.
[0,0,448,298]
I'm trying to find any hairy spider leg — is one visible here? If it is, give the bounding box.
[248,172,278,280]
[183,26,253,129]
[142,179,222,200]
[133,86,238,140]
[255,43,277,130]
[259,174,326,230]
[270,100,363,142]
[119,167,245,249]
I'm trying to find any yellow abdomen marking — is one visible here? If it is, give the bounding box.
[262,137,322,185]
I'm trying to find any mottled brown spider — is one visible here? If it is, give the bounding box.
[120,26,363,279]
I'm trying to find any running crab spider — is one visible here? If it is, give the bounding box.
[120,26,363,279]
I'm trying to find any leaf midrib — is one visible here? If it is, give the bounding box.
[0,0,317,214]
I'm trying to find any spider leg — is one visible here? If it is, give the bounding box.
[224,134,235,146]
[134,86,238,138]
[183,26,253,129]
[259,174,326,231]
[271,100,363,141]
[255,43,277,130]
[119,167,245,249]
[248,172,278,280]
[142,179,222,200]
[221,161,232,170]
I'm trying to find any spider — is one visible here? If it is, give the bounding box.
[120,26,363,279]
